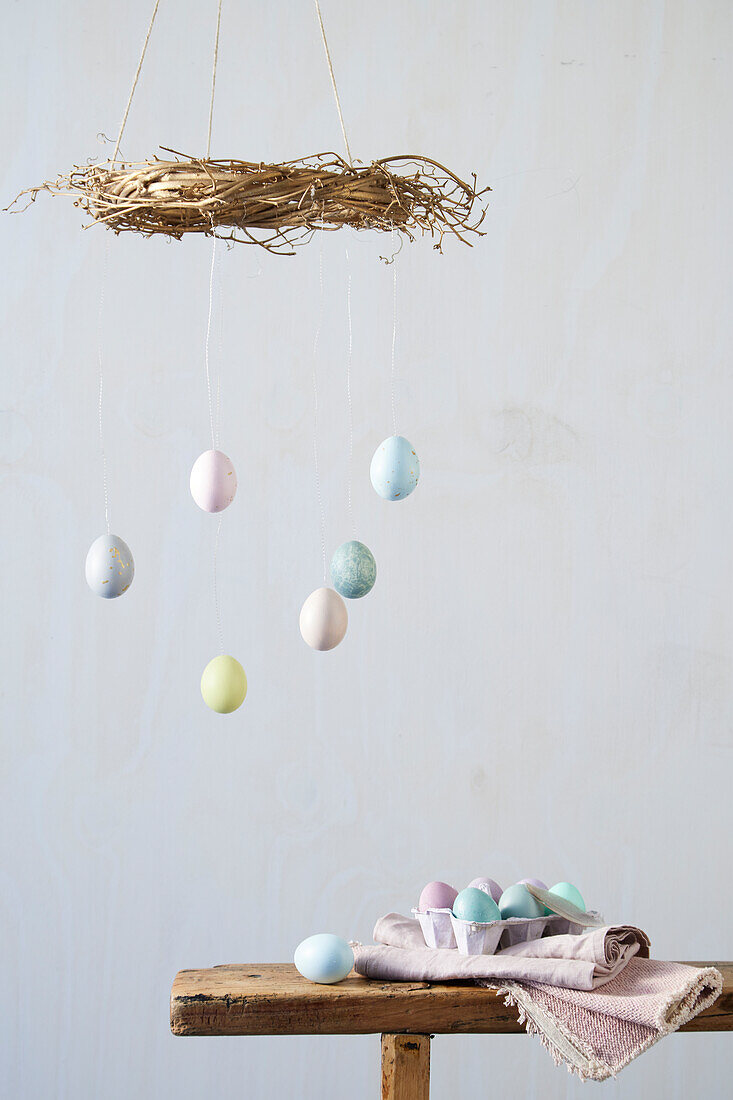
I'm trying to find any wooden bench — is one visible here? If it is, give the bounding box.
[170,962,733,1098]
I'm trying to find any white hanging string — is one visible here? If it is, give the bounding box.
[97,239,111,534]
[204,239,218,451]
[212,515,225,654]
[312,248,328,583]
[206,0,223,159]
[215,249,224,450]
[111,0,162,163]
[313,0,353,166]
[390,241,398,437]
[345,248,355,537]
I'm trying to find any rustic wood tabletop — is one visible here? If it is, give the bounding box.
[171,961,733,1098]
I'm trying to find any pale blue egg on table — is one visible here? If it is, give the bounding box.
[294,934,354,984]
[330,540,377,599]
[452,886,501,923]
[549,882,586,912]
[498,883,545,920]
[370,435,420,500]
[85,534,134,598]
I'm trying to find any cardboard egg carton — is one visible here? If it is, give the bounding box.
[412,907,456,949]
[413,905,602,956]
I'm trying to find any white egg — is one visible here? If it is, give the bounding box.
[299,587,348,651]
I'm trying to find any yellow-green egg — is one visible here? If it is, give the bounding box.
[201,655,247,713]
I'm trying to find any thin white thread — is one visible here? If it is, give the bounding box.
[390,240,398,437]
[313,0,353,166]
[215,248,224,451]
[213,515,224,654]
[312,248,328,583]
[204,239,217,451]
[112,0,162,163]
[345,249,355,537]
[97,240,111,534]
[206,0,223,159]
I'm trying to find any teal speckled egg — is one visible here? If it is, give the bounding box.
[453,887,501,923]
[370,435,420,501]
[330,540,377,599]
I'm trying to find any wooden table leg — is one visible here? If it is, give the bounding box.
[381,1033,430,1100]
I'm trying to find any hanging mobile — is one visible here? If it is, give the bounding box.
[86,244,135,599]
[370,245,420,502]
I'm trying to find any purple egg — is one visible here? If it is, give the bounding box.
[418,880,458,912]
[518,878,548,891]
[466,877,502,904]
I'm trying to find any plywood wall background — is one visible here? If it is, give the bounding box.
[1,1,731,1095]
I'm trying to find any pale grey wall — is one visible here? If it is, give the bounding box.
[2,1,732,1096]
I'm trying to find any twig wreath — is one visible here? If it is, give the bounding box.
[7,0,489,255]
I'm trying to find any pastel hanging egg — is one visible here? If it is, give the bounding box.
[294,934,354,984]
[498,884,544,920]
[453,887,501,923]
[370,435,420,501]
[299,587,348,651]
[418,881,458,912]
[467,877,503,904]
[85,534,134,598]
[190,449,237,512]
[330,540,377,599]
[201,654,247,713]
[549,882,586,912]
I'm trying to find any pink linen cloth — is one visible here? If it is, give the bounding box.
[351,913,722,1081]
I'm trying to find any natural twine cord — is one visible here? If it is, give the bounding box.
[206,0,223,160]
[313,0,353,166]
[111,0,162,163]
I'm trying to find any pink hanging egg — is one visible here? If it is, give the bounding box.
[190,449,237,512]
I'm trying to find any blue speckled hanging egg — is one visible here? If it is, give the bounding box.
[85,534,134,598]
[370,435,420,501]
[294,934,354,984]
[330,540,377,599]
